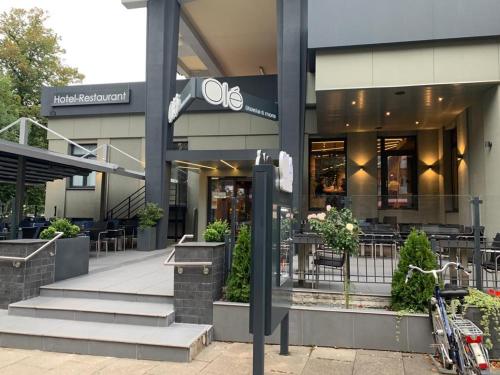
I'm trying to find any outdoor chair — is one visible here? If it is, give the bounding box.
[482,233,500,274]
[313,247,346,289]
[102,229,126,253]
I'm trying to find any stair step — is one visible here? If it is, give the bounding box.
[40,286,172,305]
[8,296,175,327]
[0,310,212,362]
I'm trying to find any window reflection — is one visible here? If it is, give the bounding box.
[309,140,346,211]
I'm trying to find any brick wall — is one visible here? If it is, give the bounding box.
[174,242,225,324]
[0,240,55,309]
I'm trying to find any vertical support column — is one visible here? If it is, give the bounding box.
[472,197,483,290]
[277,0,308,221]
[145,0,180,248]
[13,156,26,239]
[18,117,29,145]
[99,144,109,221]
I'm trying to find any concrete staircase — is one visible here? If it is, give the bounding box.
[0,272,213,362]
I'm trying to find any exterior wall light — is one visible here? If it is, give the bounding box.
[485,141,493,150]
[457,154,464,161]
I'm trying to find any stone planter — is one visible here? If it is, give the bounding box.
[55,236,90,282]
[465,306,500,360]
[137,227,156,251]
[213,301,433,353]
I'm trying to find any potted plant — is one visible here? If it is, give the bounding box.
[226,225,251,302]
[40,218,90,281]
[203,219,230,242]
[308,206,359,307]
[137,202,164,251]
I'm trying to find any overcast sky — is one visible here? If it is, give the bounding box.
[0,0,147,85]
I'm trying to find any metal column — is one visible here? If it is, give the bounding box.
[145,0,180,248]
[471,197,483,290]
[13,156,26,239]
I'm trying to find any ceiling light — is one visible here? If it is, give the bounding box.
[385,111,391,116]
[259,66,265,75]
[351,101,356,105]
[438,97,444,102]
[175,160,217,170]
[415,121,420,125]
[220,160,237,170]
[345,123,350,127]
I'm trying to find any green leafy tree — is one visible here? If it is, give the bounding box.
[137,203,164,229]
[0,7,84,208]
[39,218,80,239]
[226,225,251,303]
[391,230,439,312]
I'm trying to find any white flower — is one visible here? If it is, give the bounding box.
[326,205,332,212]
[317,213,326,221]
[307,213,317,220]
[346,223,354,232]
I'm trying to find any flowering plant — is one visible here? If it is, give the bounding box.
[307,206,360,255]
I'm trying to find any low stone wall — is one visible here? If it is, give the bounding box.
[174,242,225,324]
[213,301,433,354]
[0,239,55,309]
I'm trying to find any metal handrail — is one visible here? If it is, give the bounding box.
[0,231,63,267]
[164,234,193,264]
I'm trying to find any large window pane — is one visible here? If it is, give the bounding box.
[309,140,346,211]
[70,144,97,189]
[378,137,417,209]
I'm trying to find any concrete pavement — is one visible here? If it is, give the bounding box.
[0,342,438,374]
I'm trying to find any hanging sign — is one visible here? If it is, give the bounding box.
[201,78,244,111]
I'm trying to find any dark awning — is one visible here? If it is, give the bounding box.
[0,139,144,185]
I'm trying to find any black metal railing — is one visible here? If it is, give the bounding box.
[106,186,145,220]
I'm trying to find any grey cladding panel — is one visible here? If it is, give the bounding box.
[309,0,500,48]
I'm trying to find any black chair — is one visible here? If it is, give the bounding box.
[482,233,500,273]
[313,248,346,288]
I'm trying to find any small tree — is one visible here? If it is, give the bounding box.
[137,203,164,229]
[226,225,251,303]
[40,218,80,240]
[391,229,438,312]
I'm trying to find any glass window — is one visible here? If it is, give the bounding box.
[443,127,459,212]
[378,137,417,209]
[309,139,346,211]
[208,177,252,229]
[69,144,97,189]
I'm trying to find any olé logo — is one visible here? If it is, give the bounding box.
[201,78,244,111]
[168,93,182,123]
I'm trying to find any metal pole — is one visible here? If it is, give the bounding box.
[280,312,289,355]
[472,197,483,290]
[230,196,237,271]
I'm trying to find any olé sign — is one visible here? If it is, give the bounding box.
[201,78,244,111]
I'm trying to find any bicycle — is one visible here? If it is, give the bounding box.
[406,262,491,375]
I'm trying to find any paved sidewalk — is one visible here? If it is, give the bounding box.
[0,342,438,374]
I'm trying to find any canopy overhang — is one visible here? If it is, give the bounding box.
[0,139,145,185]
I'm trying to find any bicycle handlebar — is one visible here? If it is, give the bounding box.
[405,262,470,283]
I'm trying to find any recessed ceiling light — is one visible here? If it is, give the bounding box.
[415,121,420,125]
[345,123,350,127]
[438,97,444,102]
[385,111,391,116]
[351,100,356,105]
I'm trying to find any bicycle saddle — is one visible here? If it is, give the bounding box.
[440,284,469,298]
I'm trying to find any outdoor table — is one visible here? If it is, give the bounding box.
[292,233,322,286]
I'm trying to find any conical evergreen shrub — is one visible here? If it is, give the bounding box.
[226,225,251,303]
[391,229,439,312]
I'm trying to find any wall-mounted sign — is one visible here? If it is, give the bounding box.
[201,78,244,111]
[52,85,130,107]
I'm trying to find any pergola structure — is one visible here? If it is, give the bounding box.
[0,136,144,238]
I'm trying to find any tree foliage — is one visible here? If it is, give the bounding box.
[226,225,251,303]
[391,230,439,312]
[203,219,230,242]
[0,8,84,208]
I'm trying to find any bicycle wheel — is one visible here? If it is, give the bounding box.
[430,299,454,370]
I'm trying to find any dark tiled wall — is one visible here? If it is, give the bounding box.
[0,240,55,308]
[174,243,225,324]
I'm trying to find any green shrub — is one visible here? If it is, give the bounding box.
[203,219,229,242]
[226,225,251,303]
[391,229,438,312]
[40,218,80,239]
[137,203,164,229]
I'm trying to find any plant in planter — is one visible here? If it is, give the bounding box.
[391,229,438,312]
[137,202,164,251]
[226,225,251,303]
[464,288,500,352]
[308,206,359,307]
[203,219,230,242]
[40,218,89,281]
[40,218,80,239]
